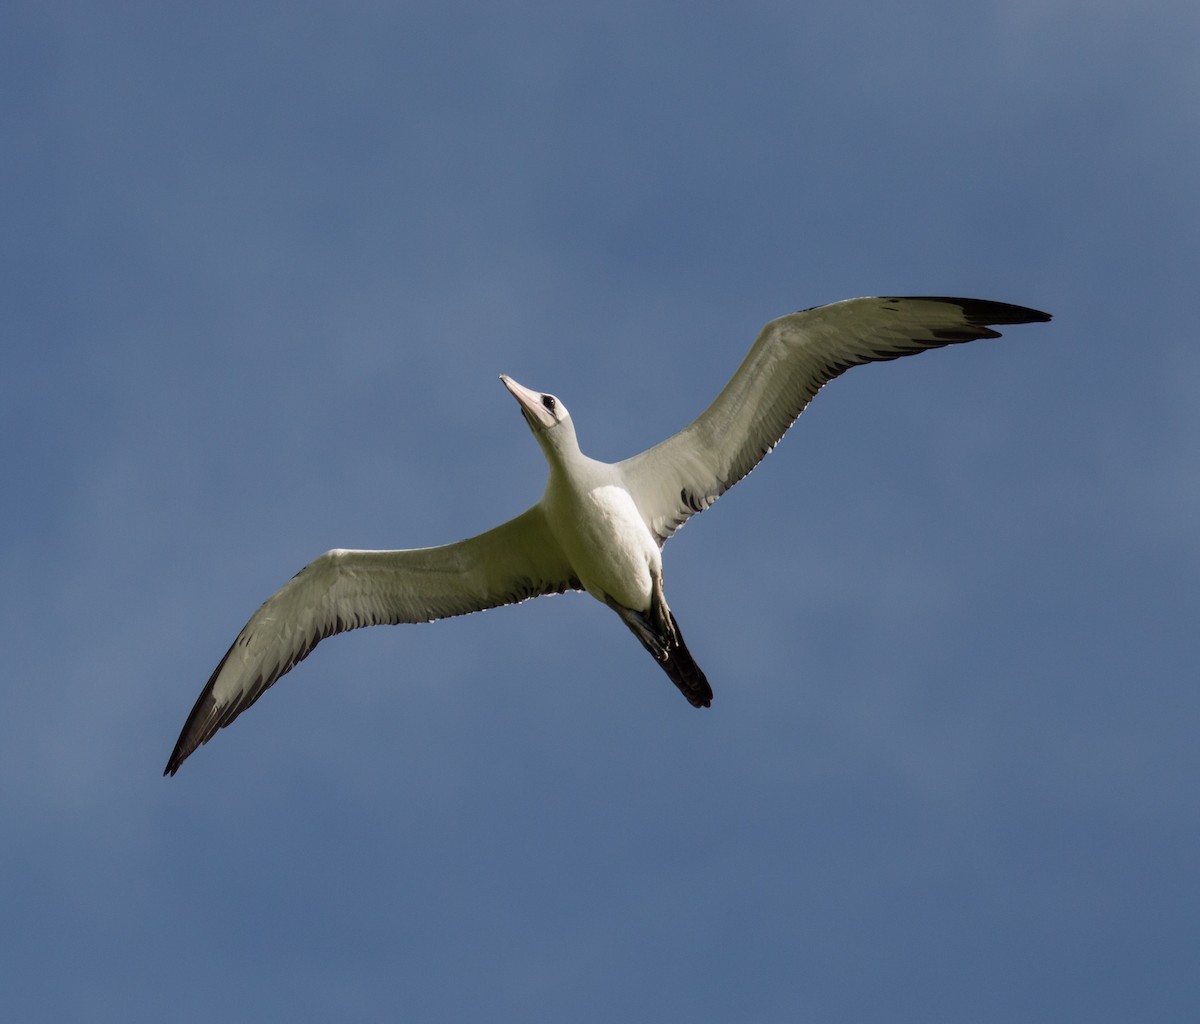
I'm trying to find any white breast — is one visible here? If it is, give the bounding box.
[549,482,660,611]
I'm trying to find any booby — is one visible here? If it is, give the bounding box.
[164,296,1050,776]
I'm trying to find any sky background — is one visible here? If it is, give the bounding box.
[3,2,1197,1020]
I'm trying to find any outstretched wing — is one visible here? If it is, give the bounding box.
[164,505,577,775]
[618,296,1050,543]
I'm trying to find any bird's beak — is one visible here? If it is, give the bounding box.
[500,374,555,429]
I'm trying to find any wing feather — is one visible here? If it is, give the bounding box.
[618,296,1050,543]
[164,505,577,775]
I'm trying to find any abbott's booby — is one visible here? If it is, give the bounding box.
[164,296,1050,775]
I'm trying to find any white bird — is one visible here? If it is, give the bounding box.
[164,296,1050,776]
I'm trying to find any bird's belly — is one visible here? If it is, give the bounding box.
[552,484,659,611]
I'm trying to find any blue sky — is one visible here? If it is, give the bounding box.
[3,2,1197,1020]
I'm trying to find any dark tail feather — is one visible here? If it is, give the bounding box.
[660,611,713,708]
[607,587,713,709]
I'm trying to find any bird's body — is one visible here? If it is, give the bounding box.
[529,422,655,608]
[551,478,658,611]
[165,296,1051,776]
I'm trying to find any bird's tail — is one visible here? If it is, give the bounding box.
[607,576,713,709]
[658,610,713,708]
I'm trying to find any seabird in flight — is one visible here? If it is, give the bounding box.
[164,296,1050,776]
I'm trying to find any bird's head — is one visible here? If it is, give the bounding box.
[499,374,578,461]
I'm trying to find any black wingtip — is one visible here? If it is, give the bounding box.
[162,732,196,779]
[163,737,192,777]
[162,680,225,778]
[903,297,1052,326]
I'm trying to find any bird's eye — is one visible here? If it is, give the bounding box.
[542,395,556,412]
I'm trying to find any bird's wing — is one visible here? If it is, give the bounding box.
[617,296,1050,544]
[164,504,577,775]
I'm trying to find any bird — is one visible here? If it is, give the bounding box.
[164,296,1050,776]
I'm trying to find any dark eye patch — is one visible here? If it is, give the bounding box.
[542,395,556,412]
